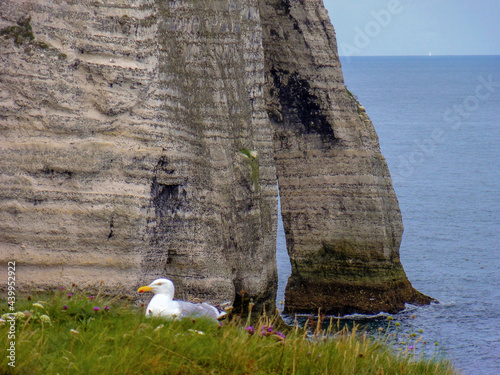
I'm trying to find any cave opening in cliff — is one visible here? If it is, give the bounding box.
[276,189,292,311]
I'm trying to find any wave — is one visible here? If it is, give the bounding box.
[282,311,391,322]
[281,300,458,323]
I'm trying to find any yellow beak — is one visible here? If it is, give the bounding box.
[138,285,153,293]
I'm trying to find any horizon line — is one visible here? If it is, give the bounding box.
[339,54,500,58]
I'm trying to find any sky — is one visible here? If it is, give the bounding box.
[323,0,500,56]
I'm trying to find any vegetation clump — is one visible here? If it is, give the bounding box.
[239,148,260,189]
[1,15,50,49]
[1,16,35,45]
[1,287,458,374]
[345,86,365,115]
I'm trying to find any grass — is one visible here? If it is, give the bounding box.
[1,288,458,374]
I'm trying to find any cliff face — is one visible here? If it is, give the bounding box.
[259,0,430,314]
[0,0,429,315]
[0,0,278,312]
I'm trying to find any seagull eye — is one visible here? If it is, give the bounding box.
[157,283,162,285]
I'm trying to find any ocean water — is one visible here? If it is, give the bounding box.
[276,56,500,374]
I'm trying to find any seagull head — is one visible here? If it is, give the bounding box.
[138,278,175,297]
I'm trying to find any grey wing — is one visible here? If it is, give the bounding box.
[199,302,221,320]
[176,301,217,319]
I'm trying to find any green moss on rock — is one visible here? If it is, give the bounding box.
[1,15,52,50]
[1,18,35,45]
[285,239,433,315]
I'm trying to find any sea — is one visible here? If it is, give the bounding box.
[275,56,500,375]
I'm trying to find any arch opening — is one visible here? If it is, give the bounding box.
[275,188,291,312]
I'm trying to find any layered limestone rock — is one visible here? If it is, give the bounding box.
[0,0,277,313]
[0,0,429,315]
[259,0,431,314]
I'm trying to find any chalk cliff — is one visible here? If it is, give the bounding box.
[0,0,278,312]
[259,0,430,315]
[0,0,430,315]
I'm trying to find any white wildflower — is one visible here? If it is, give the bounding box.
[154,324,164,332]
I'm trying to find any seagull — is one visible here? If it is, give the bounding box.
[137,278,227,321]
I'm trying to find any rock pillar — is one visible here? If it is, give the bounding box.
[259,0,431,314]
